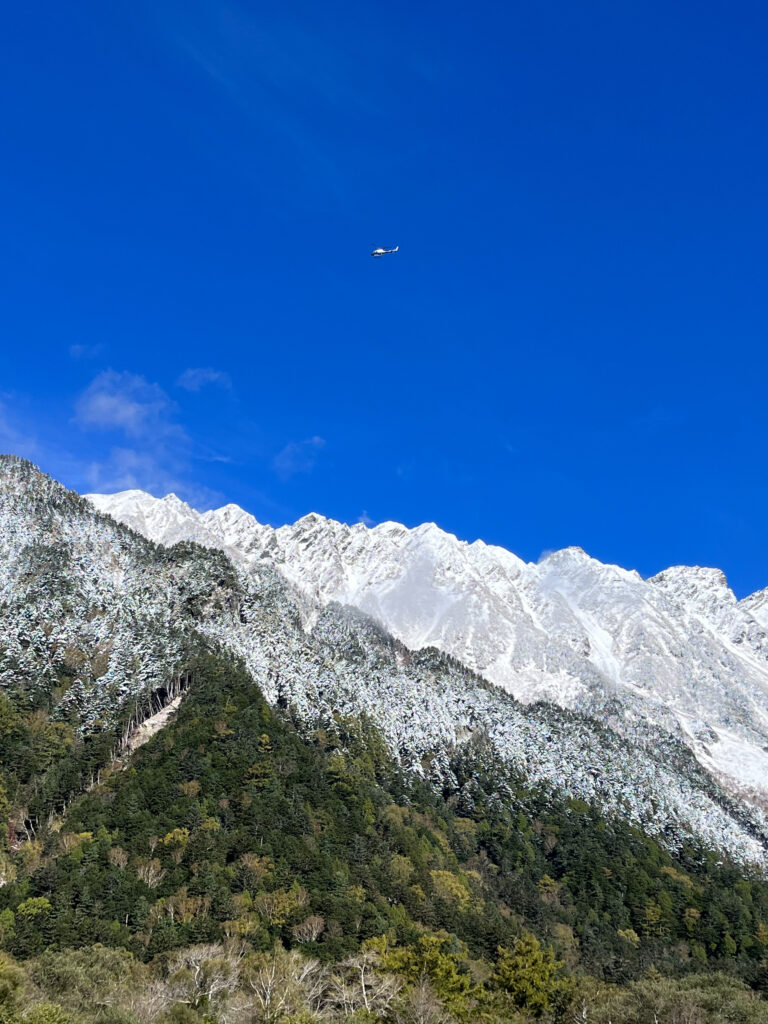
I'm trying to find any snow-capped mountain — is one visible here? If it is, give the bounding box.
[88,488,768,807]
[4,457,768,867]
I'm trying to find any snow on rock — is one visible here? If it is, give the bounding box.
[3,458,765,868]
[742,587,768,632]
[88,487,768,806]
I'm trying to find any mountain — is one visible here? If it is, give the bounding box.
[87,488,768,811]
[5,459,768,1022]
[2,456,768,867]
[5,652,768,1023]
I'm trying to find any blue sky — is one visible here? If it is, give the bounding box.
[2,1,767,595]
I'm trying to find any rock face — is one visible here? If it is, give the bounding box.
[89,488,768,807]
[2,456,767,866]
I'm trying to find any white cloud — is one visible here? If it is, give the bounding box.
[75,371,181,440]
[273,436,325,481]
[71,371,228,503]
[0,374,230,509]
[85,447,177,493]
[85,447,223,508]
[176,367,232,392]
[357,510,375,527]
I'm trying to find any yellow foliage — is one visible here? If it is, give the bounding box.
[453,817,477,835]
[430,870,471,910]
[661,865,693,887]
[239,852,273,881]
[162,828,190,848]
[384,805,408,827]
[390,854,414,886]
[618,928,640,947]
[59,832,93,854]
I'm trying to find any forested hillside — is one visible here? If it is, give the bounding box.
[2,653,768,1022]
[2,457,768,1021]
[3,456,766,874]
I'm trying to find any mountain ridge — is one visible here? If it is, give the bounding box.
[0,456,764,866]
[87,487,768,809]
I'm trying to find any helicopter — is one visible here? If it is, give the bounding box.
[371,245,399,258]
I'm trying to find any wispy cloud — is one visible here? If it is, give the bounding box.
[152,2,400,201]
[1,372,239,511]
[357,510,375,527]
[69,343,105,360]
[84,446,224,507]
[273,435,325,481]
[173,7,381,116]
[85,447,181,494]
[75,370,183,440]
[176,367,232,392]
[0,401,38,459]
[71,371,228,505]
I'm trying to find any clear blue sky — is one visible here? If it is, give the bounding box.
[2,1,767,596]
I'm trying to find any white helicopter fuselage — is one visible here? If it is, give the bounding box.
[371,245,399,257]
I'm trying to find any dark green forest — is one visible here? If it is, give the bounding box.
[1,654,768,1022]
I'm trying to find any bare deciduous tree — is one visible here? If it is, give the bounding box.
[328,950,402,1018]
[166,941,245,1009]
[291,914,326,943]
[395,977,455,1024]
[108,845,128,869]
[238,946,328,1024]
[134,857,166,888]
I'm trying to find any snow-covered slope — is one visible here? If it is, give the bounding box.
[2,457,768,865]
[743,587,768,632]
[88,489,768,805]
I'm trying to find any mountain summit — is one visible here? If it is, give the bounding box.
[87,488,768,817]
[1,457,766,869]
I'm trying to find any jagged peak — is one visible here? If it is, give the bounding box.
[650,565,733,598]
[293,512,330,528]
[412,520,457,541]
[537,544,595,568]
[7,461,768,865]
[210,502,252,515]
[369,520,410,536]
